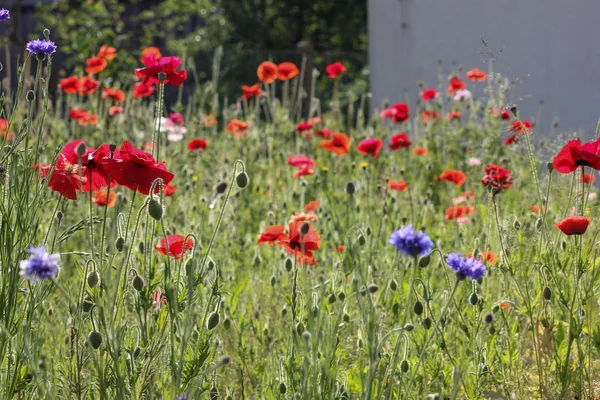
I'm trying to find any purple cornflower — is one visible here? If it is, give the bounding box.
[445,253,486,281]
[19,246,61,282]
[175,395,188,400]
[0,9,9,21]
[389,224,434,257]
[26,39,57,56]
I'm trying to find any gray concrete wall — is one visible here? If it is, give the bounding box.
[368,0,600,136]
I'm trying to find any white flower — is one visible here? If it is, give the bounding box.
[468,157,481,166]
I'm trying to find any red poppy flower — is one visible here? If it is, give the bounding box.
[530,204,546,215]
[380,103,410,123]
[0,118,7,137]
[481,164,513,190]
[503,135,519,145]
[289,212,318,224]
[187,138,207,151]
[155,234,194,259]
[316,128,332,138]
[288,155,316,178]
[508,120,532,134]
[467,250,498,266]
[257,61,278,84]
[81,143,117,192]
[320,133,351,156]
[388,179,408,191]
[40,156,86,200]
[277,62,299,80]
[552,139,600,174]
[58,76,80,94]
[163,183,177,196]
[445,205,475,220]
[70,109,98,126]
[92,190,117,208]
[335,245,344,252]
[79,76,100,96]
[581,172,596,183]
[133,81,155,98]
[202,114,217,127]
[421,110,439,123]
[555,216,591,235]
[102,87,126,104]
[308,117,322,126]
[421,88,438,102]
[501,110,511,120]
[135,56,187,87]
[413,147,428,156]
[242,83,262,100]
[356,138,383,158]
[296,122,313,138]
[277,221,321,264]
[447,76,466,93]
[140,46,162,62]
[226,119,249,138]
[466,68,487,82]
[97,45,116,61]
[85,57,108,74]
[257,225,287,245]
[109,106,123,116]
[435,169,467,186]
[446,111,461,121]
[389,133,411,150]
[325,62,346,79]
[304,200,320,212]
[101,141,174,195]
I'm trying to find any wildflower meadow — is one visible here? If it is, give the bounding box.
[0,6,600,400]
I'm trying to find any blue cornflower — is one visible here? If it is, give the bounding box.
[26,39,57,56]
[19,246,61,282]
[0,9,9,21]
[445,253,486,281]
[175,395,188,400]
[389,224,434,257]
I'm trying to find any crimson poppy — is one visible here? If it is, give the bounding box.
[40,156,86,200]
[85,56,107,74]
[140,46,162,62]
[242,83,262,100]
[133,81,155,98]
[101,141,174,195]
[135,56,187,87]
[552,139,600,174]
[466,68,487,81]
[257,61,278,84]
[187,138,207,151]
[508,120,532,134]
[325,62,346,79]
[503,135,519,145]
[413,147,428,156]
[296,122,313,138]
[109,106,123,116]
[97,45,116,60]
[316,128,332,138]
[70,109,98,126]
[226,119,249,138]
[102,88,126,104]
[304,200,320,212]
[581,172,596,183]
[277,221,321,264]
[257,225,287,245]
[155,234,193,259]
[447,76,466,93]
[445,205,475,220]
[388,179,408,191]
[555,216,591,235]
[389,133,411,150]
[277,62,299,80]
[380,103,410,123]
[92,190,117,208]
[420,88,438,102]
[163,183,177,196]
[481,164,513,190]
[435,169,467,186]
[288,155,315,178]
[169,113,184,125]
[356,138,383,158]
[446,111,461,121]
[58,76,80,94]
[79,76,100,96]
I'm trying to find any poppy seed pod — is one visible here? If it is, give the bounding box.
[279,382,287,394]
[115,237,125,252]
[216,181,228,194]
[88,331,103,349]
[148,197,163,221]
[207,312,220,330]
[236,171,249,188]
[401,359,409,373]
[82,295,93,312]
[346,181,355,195]
[86,271,99,288]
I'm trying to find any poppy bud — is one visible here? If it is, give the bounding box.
[389,279,398,291]
[216,181,227,194]
[338,291,345,301]
[138,241,145,254]
[133,347,141,358]
[56,211,64,220]
[302,330,311,342]
[300,222,310,235]
[489,325,496,335]
[368,283,378,293]
[88,331,103,349]
[220,355,232,365]
[236,171,249,188]
[423,317,432,330]
[285,258,293,272]
[87,271,99,288]
[328,293,336,304]
[401,359,409,373]
[343,313,350,322]
[484,312,495,324]
[413,301,423,315]
[207,257,215,270]
[207,312,220,330]
[543,286,552,300]
[148,197,163,221]
[223,317,232,329]
[513,220,521,230]
[392,302,400,315]
[254,254,261,266]
[26,90,35,102]
[418,254,431,268]
[535,218,543,230]
[132,275,145,292]
[270,275,276,286]
[115,237,125,252]
[279,382,287,394]
[404,323,414,332]
[561,240,567,251]
[358,234,366,246]
[296,322,305,336]
[281,307,287,317]
[510,106,518,118]
[469,292,479,305]
[82,295,93,312]
[345,181,355,195]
